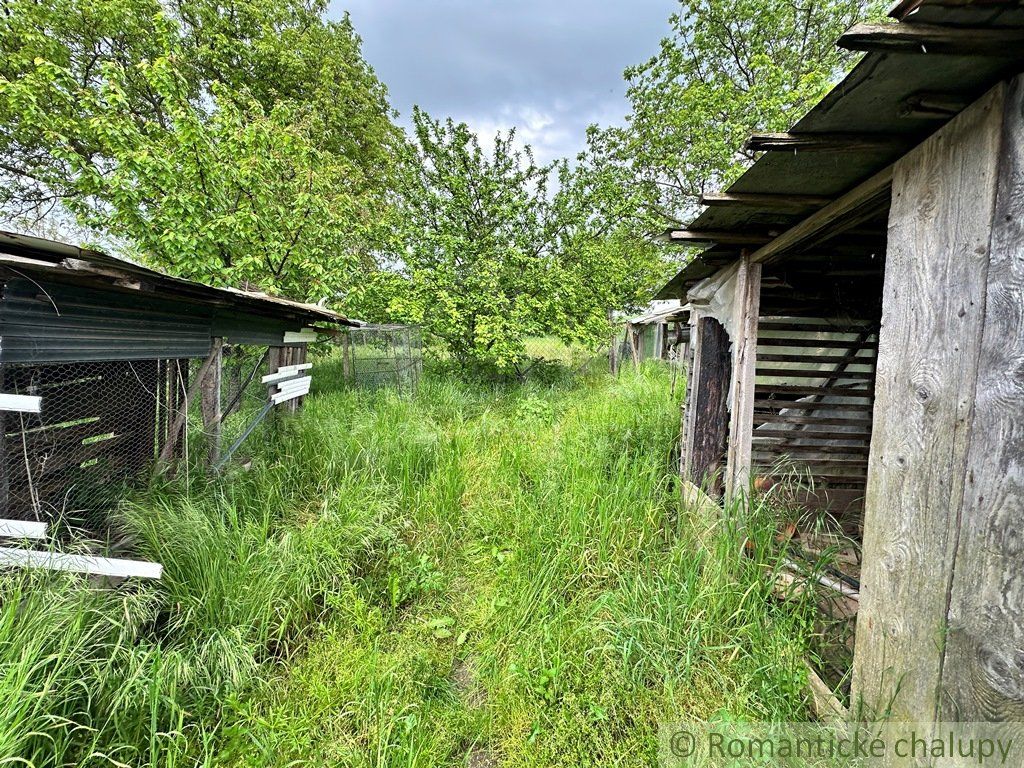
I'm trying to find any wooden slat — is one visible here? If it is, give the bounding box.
[756,385,873,398]
[757,337,878,348]
[758,353,876,366]
[756,368,876,380]
[754,444,872,456]
[754,414,872,427]
[758,321,875,333]
[751,428,870,440]
[754,400,873,412]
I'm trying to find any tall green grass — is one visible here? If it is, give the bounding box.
[0,363,819,767]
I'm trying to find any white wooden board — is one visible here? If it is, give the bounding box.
[283,329,318,344]
[0,548,163,579]
[261,363,313,385]
[0,393,41,413]
[0,520,47,539]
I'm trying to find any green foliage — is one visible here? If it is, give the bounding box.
[375,108,669,375]
[589,0,881,226]
[0,0,403,300]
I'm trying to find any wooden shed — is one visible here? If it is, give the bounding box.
[0,231,354,542]
[657,0,1024,731]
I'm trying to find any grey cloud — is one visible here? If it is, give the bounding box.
[328,0,673,161]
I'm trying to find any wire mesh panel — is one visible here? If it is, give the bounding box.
[0,360,170,540]
[0,346,282,542]
[337,325,422,390]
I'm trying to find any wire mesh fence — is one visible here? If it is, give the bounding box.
[334,324,422,391]
[0,345,286,542]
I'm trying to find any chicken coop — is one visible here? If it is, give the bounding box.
[658,0,1024,730]
[0,231,354,571]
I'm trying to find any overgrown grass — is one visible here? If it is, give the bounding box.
[0,364,818,767]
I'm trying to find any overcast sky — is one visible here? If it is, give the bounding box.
[328,1,675,163]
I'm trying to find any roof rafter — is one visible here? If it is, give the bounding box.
[745,133,911,153]
[700,192,835,212]
[839,22,1024,55]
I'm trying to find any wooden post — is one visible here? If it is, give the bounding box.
[853,79,1024,729]
[159,340,223,465]
[341,332,352,382]
[199,338,223,466]
[679,307,703,479]
[627,323,640,367]
[725,254,761,501]
[683,315,731,496]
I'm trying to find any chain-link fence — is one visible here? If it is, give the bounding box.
[333,325,422,391]
[0,345,288,543]
[519,336,610,378]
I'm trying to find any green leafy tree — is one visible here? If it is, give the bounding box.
[383,108,667,375]
[0,0,403,300]
[591,0,878,227]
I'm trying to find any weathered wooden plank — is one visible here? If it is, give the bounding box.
[748,164,894,266]
[752,428,871,440]
[852,82,1006,725]
[756,385,874,398]
[754,400,873,412]
[838,22,1024,56]
[756,368,876,380]
[725,255,761,500]
[686,317,731,496]
[745,132,909,153]
[757,337,877,348]
[754,414,872,427]
[938,74,1024,723]
[758,353,875,365]
[700,192,834,212]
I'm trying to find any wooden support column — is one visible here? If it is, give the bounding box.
[853,78,1024,730]
[199,338,223,466]
[159,340,222,465]
[725,254,761,501]
[683,314,731,497]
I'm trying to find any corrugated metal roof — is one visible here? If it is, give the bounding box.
[657,0,1024,299]
[0,230,356,327]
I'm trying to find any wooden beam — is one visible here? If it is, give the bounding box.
[838,22,1024,56]
[700,192,834,212]
[725,254,761,501]
[200,338,223,467]
[899,92,971,119]
[668,229,772,246]
[159,338,224,465]
[748,163,895,266]
[745,132,909,153]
